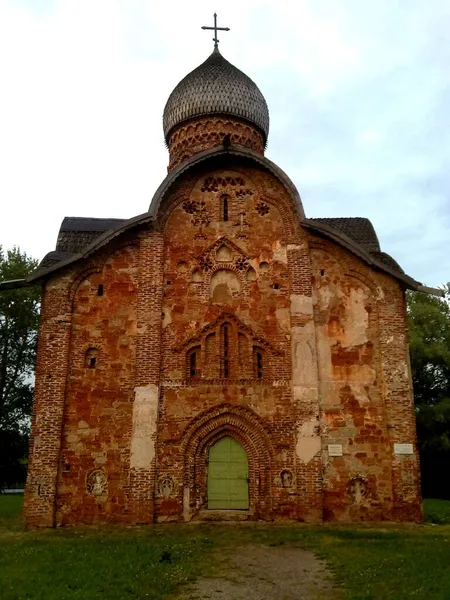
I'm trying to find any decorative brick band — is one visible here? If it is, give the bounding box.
[167,116,265,171]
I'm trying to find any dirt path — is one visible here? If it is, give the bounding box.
[177,544,339,599]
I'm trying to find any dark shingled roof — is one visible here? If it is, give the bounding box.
[39,214,406,280]
[163,49,270,143]
[40,250,74,268]
[370,251,405,274]
[311,217,380,253]
[306,217,405,274]
[55,217,127,254]
[38,217,127,269]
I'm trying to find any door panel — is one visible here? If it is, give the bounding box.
[207,436,249,509]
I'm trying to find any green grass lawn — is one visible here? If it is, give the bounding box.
[1,495,450,600]
[423,497,450,524]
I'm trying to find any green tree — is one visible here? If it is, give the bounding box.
[0,247,40,489]
[407,285,450,498]
[408,284,450,406]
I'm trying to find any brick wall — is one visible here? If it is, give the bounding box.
[310,241,421,522]
[24,273,73,527]
[54,244,139,525]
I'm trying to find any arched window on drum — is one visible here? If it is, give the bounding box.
[220,194,230,222]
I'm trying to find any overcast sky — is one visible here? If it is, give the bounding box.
[0,0,448,287]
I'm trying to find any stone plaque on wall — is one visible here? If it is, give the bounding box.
[394,443,414,455]
[328,444,343,457]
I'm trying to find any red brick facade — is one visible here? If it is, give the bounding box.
[23,147,422,527]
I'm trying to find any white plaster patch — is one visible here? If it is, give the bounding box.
[290,294,313,316]
[316,282,341,311]
[162,305,172,328]
[291,323,318,386]
[296,419,321,464]
[349,383,372,405]
[315,329,333,380]
[183,486,190,521]
[210,269,241,302]
[342,288,369,347]
[275,307,290,331]
[293,386,319,404]
[130,385,159,469]
[272,240,287,263]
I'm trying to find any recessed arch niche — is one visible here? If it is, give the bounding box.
[210,269,241,303]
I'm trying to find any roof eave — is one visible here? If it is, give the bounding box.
[0,278,36,291]
[303,218,441,294]
[26,212,156,283]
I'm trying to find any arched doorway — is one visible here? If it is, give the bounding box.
[207,437,249,509]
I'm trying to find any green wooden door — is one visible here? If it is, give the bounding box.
[207,437,249,510]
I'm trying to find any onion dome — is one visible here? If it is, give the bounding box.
[163,48,270,145]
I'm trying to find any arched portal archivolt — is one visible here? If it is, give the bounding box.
[181,404,274,519]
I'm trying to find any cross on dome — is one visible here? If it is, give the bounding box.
[201,13,230,50]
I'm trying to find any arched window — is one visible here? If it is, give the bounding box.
[205,333,216,363]
[187,346,200,378]
[220,194,230,222]
[221,322,231,378]
[85,348,98,369]
[238,333,247,366]
[253,346,264,379]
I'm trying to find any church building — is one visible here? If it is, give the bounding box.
[12,23,431,526]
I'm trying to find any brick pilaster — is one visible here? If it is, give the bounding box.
[379,286,422,521]
[23,276,72,527]
[128,230,164,522]
[288,240,323,522]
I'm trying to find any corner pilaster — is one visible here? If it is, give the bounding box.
[24,276,72,527]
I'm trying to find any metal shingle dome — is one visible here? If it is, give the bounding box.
[163,48,270,143]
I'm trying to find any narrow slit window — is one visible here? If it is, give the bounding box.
[205,333,216,363]
[97,284,104,296]
[190,351,196,377]
[238,332,247,366]
[220,194,229,222]
[187,346,200,379]
[256,352,263,378]
[253,346,264,379]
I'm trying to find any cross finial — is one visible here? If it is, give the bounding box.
[201,13,230,50]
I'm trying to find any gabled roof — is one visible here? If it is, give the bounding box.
[312,217,381,253]
[26,213,428,293]
[0,144,440,295]
[56,217,127,255]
